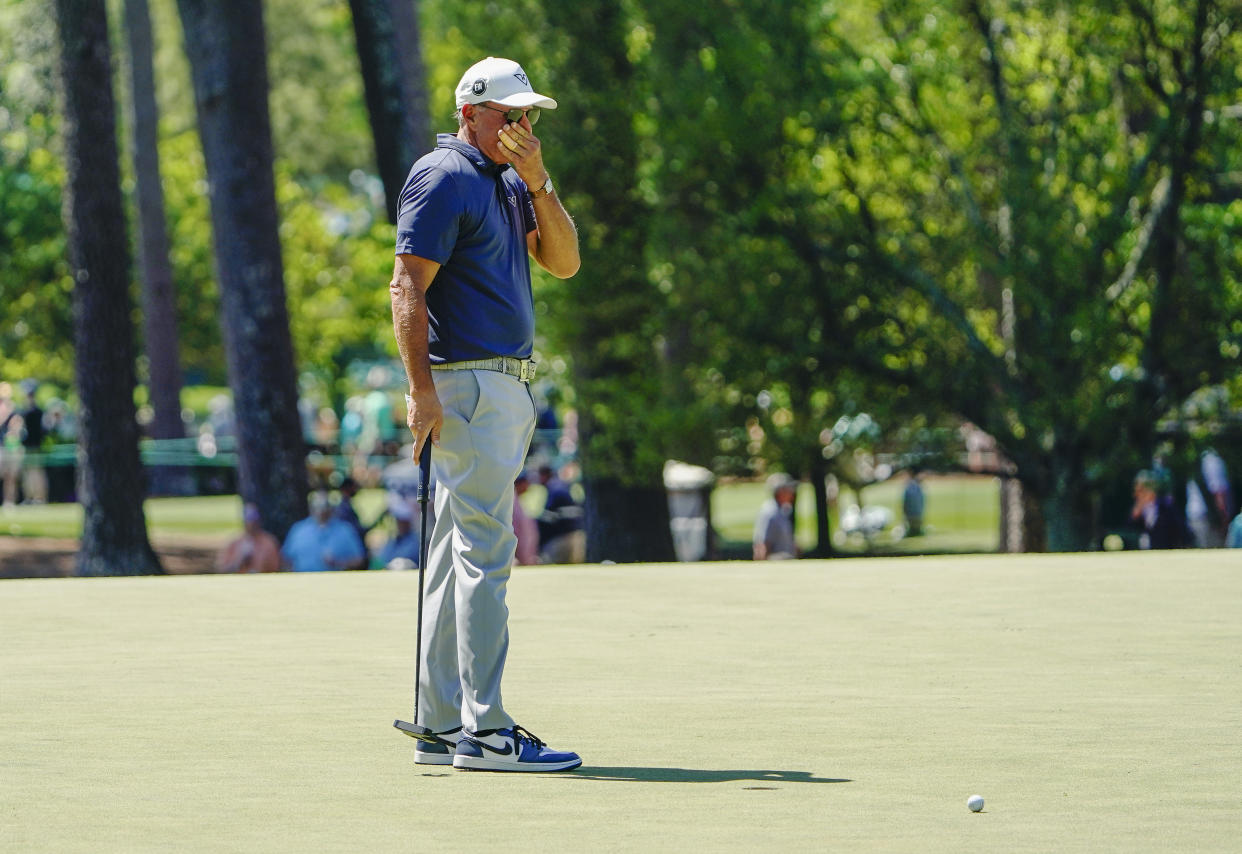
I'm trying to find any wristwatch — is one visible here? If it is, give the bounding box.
[531,176,554,198]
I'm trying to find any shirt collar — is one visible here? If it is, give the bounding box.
[436,133,510,177]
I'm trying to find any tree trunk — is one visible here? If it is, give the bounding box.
[544,0,675,563]
[999,476,1024,553]
[1035,457,1095,552]
[584,476,676,564]
[807,459,835,557]
[123,0,187,496]
[348,0,433,224]
[388,1,432,152]
[54,0,162,576]
[1022,485,1047,553]
[176,0,308,540]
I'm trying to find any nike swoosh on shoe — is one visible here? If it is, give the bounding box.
[466,736,513,756]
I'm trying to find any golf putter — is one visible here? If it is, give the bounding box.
[394,438,438,744]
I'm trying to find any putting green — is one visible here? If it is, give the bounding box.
[3,552,1240,852]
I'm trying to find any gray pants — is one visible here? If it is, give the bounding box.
[419,369,535,733]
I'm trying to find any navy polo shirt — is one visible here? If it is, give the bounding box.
[396,134,538,364]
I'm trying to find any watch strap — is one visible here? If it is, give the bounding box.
[531,176,554,198]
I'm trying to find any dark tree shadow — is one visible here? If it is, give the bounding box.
[558,767,851,784]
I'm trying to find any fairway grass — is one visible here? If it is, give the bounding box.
[3,552,1240,852]
[711,474,1000,556]
[2,473,1001,558]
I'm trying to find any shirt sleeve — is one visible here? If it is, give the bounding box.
[396,165,461,262]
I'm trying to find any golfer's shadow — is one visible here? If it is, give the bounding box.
[563,767,850,785]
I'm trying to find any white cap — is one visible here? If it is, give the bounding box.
[455,57,557,110]
[766,472,797,495]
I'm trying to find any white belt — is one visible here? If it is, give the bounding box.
[431,357,537,383]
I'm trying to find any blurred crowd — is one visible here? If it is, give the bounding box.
[1130,449,1241,550]
[2,360,578,491]
[206,364,587,573]
[0,380,76,507]
[214,460,586,574]
[294,367,577,493]
[8,370,1239,559]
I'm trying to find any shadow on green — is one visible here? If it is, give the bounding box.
[558,766,851,784]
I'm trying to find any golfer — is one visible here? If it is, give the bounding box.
[390,56,581,772]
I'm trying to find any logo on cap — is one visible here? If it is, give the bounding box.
[472,78,487,96]
[514,71,528,85]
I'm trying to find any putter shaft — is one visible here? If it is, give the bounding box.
[400,440,433,741]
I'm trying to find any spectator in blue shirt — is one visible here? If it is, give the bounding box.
[377,495,421,569]
[282,493,366,572]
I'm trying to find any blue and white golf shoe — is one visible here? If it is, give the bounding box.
[413,726,462,766]
[452,725,581,772]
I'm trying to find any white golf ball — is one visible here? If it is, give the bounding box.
[967,794,985,812]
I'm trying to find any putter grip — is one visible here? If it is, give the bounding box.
[416,441,432,502]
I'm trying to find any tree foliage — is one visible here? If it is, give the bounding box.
[5,0,1241,556]
[818,0,1242,548]
[1,2,73,387]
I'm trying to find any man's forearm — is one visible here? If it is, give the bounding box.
[391,254,444,454]
[390,260,433,394]
[532,192,581,278]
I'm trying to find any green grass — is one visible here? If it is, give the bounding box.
[178,385,232,418]
[0,490,406,541]
[712,474,1000,556]
[1,475,1001,556]
[3,553,1239,852]
[0,495,246,539]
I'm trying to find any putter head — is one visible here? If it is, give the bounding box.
[393,719,439,744]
